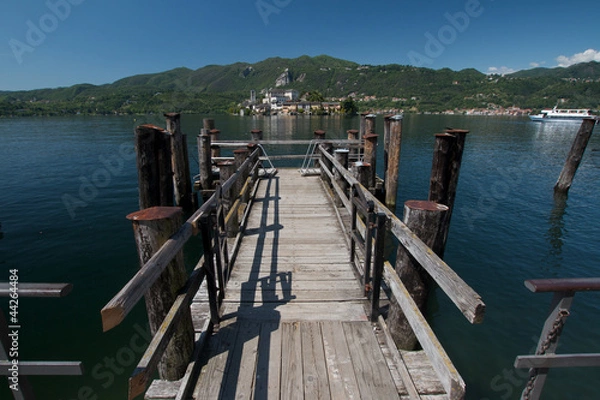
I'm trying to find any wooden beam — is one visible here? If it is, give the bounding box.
[515,354,600,369]
[525,278,600,293]
[383,262,465,399]
[0,361,83,376]
[0,283,72,298]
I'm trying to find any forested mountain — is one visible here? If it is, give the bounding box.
[1,55,599,116]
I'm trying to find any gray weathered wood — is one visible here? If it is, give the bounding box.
[0,283,72,298]
[165,113,193,212]
[198,131,212,195]
[525,277,600,293]
[281,322,304,399]
[321,321,361,400]
[126,207,194,382]
[385,115,403,211]
[383,262,465,399]
[555,118,596,192]
[363,133,378,189]
[389,200,449,349]
[301,322,331,400]
[515,353,600,369]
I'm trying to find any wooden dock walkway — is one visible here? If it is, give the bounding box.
[102,127,485,400]
[183,170,445,399]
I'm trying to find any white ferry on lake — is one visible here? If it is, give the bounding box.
[529,107,595,122]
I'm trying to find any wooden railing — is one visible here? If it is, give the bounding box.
[318,144,486,399]
[514,277,600,400]
[101,147,263,399]
[0,282,83,399]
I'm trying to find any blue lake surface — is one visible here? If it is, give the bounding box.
[0,114,599,399]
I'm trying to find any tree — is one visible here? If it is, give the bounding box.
[306,90,325,102]
[341,97,358,115]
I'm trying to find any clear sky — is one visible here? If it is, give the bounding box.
[1,0,599,91]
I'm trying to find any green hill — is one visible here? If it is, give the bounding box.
[1,56,599,117]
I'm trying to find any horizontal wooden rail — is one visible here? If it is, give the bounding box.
[101,149,261,332]
[383,262,465,399]
[0,361,83,376]
[515,353,600,369]
[525,278,600,293]
[129,260,207,400]
[319,145,485,324]
[212,139,363,147]
[0,283,72,298]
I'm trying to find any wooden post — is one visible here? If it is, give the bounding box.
[218,161,237,237]
[359,112,369,138]
[347,129,359,160]
[383,115,393,178]
[203,118,215,131]
[198,130,212,199]
[209,129,221,159]
[363,133,378,190]
[165,113,193,212]
[320,141,333,182]
[135,124,173,210]
[234,148,250,202]
[314,129,326,140]
[385,115,403,212]
[251,129,263,141]
[354,162,372,189]
[388,200,449,350]
[365,113,376,135]
[126,207,194,380]
[555,118,596,193]
[334,149,350,207]
[428,129,468,255]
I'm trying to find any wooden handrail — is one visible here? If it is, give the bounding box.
[101,149,261,332]
[0,283,72,298]
[319,145,485,324]
[525,277,600,293]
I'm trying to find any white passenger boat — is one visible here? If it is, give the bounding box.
[529,107,595,122]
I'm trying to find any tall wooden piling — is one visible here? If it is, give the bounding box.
[363,133,378,190]
[428,129,468,254]
[251,129,263,141]
[385,115,403,212]
[126,207,194,380]
[347,129,359,159]
[354,162,372,189]
[135,124,174,210]
[218,161,237,237]
[388,200,449,350]
[203,118,215,131]
[165,113,193,212]
[554,118,596,193]
[198,130,212,199]
[359,112,368,138]
[383,115,392,176]
[209,129,221,158]
[365,113,377,135]
[334,149,350,207]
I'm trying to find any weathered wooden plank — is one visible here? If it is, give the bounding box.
[343,321,400,399]
[384,263,464,399]
[0,283,72,298]
[229,270,356,283]
[227,280,359,291]
[220,321,261,400]
[281,322,304,400]
[254,321,282,399]
[301,322,331,400]
[514,353,600,369]
[222,303,368,322]
[321,321,361,400]
[145,379,180,399]
[0,361,83,376]
[401,351,446,395]
[225,289,364,303]
[525,277,600,293]
[194,322,238,400]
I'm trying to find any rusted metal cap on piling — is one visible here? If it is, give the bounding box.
[216,161,234,167]
[209,129,221,135]
[126,206,183,222]
[250,129,262,134]
[164,112,181,119]
[364,133,378,140]
[234,148,249,155]
[314,129,326,138]
[444,128,469,135]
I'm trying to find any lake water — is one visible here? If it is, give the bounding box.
[1,114,599,399]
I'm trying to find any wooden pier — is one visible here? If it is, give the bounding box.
[101,118,486,400]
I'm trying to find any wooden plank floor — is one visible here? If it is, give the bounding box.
[185,169,447,400]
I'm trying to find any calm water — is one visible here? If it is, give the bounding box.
[1,114,599,399]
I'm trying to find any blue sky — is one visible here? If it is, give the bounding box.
[1,0,599,91]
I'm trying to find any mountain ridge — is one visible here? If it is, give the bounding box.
[1,56,599,116]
